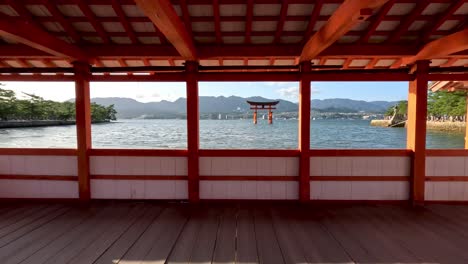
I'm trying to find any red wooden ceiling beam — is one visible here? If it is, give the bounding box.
[42,0,81,43]
[303,0,323,43]
[213,0,222,44]
[402,29,468,65]
[300,0,390,62]
[342,58,353,69]
[359,0,395,43]
[245,0,254,44]
[0,17,90,61]
[388,1,430,43]
[274,0,289,44]
[135,0,197,60]
[74,0,110,44]
[365,58,379,69]
[421,0,466,43]
[179,0,194,39]
[440,58,458,67]
[111,0,138,44]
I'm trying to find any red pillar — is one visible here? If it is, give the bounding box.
[299,61,311,202]
[73,61,91,201]
[253,109,257,124]
[186,61,200,202]
[407,60,429,206]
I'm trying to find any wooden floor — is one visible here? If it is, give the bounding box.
[1,202,468,264]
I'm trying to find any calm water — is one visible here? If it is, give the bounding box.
[0,119,464,149]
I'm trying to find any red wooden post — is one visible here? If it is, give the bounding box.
[186,61,200,202]
[407,60,429,206]
[73,61,91,201]
[299,61,311,202]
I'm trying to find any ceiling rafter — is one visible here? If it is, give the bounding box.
[364,58,378,69]
[135,0,197,60]
[74,0,110,44]
[303,0,323,43]
[42,0,81,43]
[421,0,466,43]
[274,0,289,44]
[0,16,90,61]
[179,0,194,39]
[213,0,222,44]
[342,58,353,69]
[300,0,390,62]
[390,58,402,68]
[402,28,468,65]
[440,58,457,67]
[111,0,138,44]
[245,0,254,44]
[388,1,430,43]
[359,0,395,43]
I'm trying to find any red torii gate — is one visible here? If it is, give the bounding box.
[246,100,279,125]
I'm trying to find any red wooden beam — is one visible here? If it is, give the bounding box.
[402,29,468,65]
[74,61,92,201]
[43,0,81,43]
[342,58,353,69]
[111,0,138,44]
[300,0,389,61]
[440,58,457,67]
[299,61,311,202]
[213,0,222,44]
[359,0,395,43]
[388,1,430,43]
[179,0,194,39]
[186,61,199,202]
[274,0,289,44]
[407,60,429,206]
[74,0,110,44]
[365,58,378,69]
[303,0,323,43]
[0,17,90,61]
[135,0,197,60]
[245,0,254,44]
[421,0,465,43]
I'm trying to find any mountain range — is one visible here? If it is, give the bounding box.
[90,96,399,119]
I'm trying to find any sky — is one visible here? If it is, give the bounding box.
[1,81,409,103]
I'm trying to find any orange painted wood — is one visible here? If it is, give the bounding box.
[186,61,199,202]
[406,60,430,205]
[199,176,299,181]
[134,0,197,60]
[91,175,188,180]
[0,175,77,181]
[299,62,311,202]
[0,148,77,156]
[198,149,300,157]
[300,0,389,61]
[426,149,468,156]
[74,61,92,201]
[309,149,412,156]
[0,17,89,61]
[426,176,468,182]
[310,176,409,181]
[403,29,468,65]
[88,149,188,157]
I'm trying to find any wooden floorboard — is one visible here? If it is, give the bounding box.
[1,202,468,264]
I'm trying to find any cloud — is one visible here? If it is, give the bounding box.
[277,86,298,99]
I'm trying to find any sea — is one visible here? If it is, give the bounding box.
[0,119,464,149]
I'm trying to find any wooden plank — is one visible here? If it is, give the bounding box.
[288,206,353,263]
[67,203,151,264]
[93,204,164,264]
[236,208,259,264]
[0,205,95,264]
[187,207,221,263]
[0,205,63,240]
[212,207,237,264]
[270,207,308,264]
[0,205,47,228]
[253,207,285,264]
[139,206,189,263]
[20,204,131,264]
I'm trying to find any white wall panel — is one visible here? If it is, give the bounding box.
[310,156,410,176]
[0,155,77,176]
[200,180,298,200]
[311,181,409,200]
[0,180,78,198]
[199,157,298,176]
[426,157,467,176]
[90,156,187,176]
[90,179,188,199]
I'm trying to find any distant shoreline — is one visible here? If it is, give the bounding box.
[0,120,111,129]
